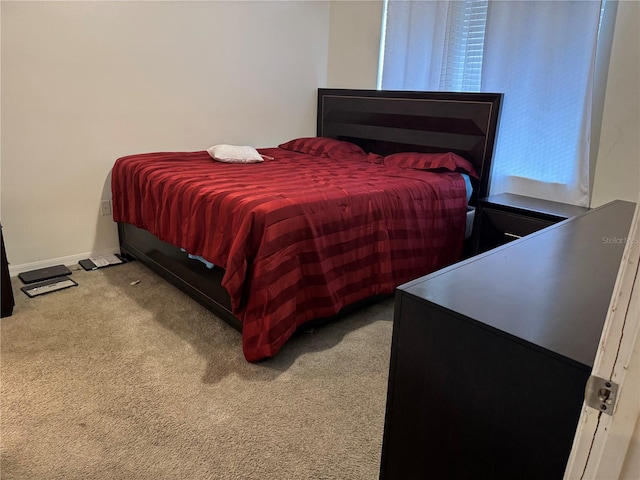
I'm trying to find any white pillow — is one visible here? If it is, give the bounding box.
[207,144,264,164]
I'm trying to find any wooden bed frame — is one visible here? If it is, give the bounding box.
[117,89,502,332]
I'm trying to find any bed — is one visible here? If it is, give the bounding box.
[113,89,502,362]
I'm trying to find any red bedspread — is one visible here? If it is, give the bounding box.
[112,148,468,361]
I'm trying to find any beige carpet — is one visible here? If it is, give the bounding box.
[1,261,394,480]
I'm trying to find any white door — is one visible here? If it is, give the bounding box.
[564,199,640,480]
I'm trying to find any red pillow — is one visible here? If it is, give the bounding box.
[366,152,384,164]
[383,151,478,178]
[278,137,367,159]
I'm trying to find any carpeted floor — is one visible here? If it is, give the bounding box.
[1,261,394,480]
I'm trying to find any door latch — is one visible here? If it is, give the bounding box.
[585,376,618,416]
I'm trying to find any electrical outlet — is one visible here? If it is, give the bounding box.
[100,200,112,216]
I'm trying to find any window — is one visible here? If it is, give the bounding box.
[379,0,608,206]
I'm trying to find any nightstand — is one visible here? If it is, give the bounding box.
[472,193,589,254]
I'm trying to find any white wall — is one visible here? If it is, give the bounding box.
[1,1,330,272]
[590,0,640,208]
[327,1,383,88]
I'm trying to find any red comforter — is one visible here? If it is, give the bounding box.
[112,148,468,361]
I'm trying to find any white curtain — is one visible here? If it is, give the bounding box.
[380,1,450,90]
[380,0,603,206]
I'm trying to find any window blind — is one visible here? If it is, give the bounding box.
[439,0,487,92]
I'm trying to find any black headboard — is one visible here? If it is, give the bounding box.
[316,89,502,204]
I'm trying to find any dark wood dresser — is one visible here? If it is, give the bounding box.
[379,200,636,480]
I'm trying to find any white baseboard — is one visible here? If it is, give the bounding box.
[8,248,122,277]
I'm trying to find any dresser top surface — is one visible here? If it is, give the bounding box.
[401,200,636,367]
